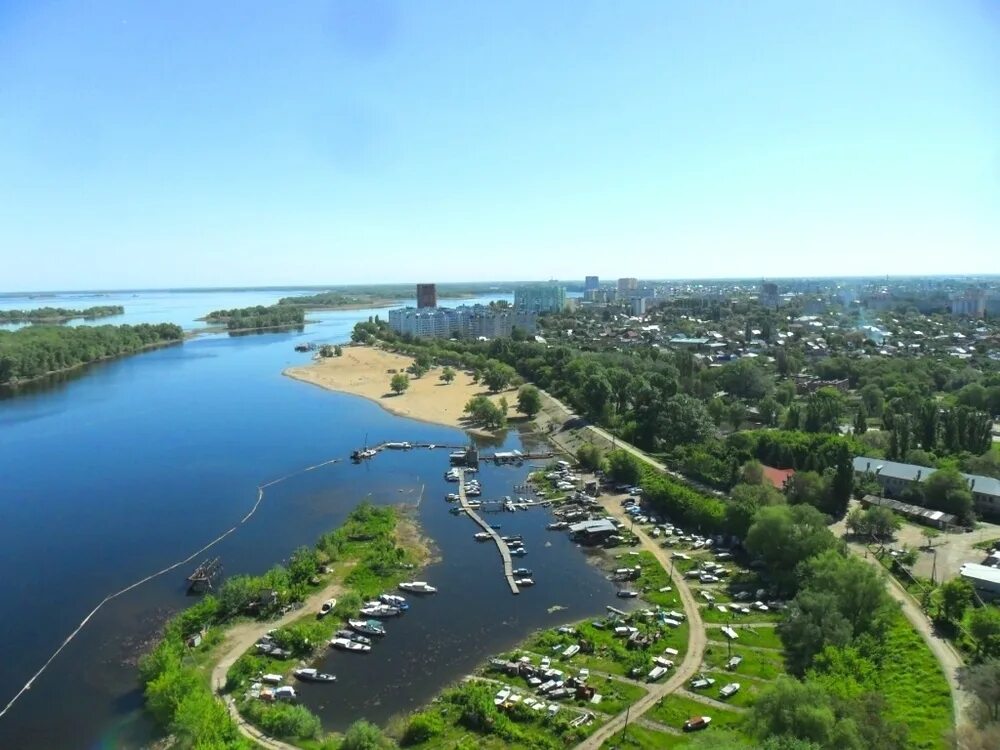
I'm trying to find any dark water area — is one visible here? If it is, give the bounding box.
[0,291,612,749]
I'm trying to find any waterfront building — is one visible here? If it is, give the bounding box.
[416,283,437,309]
[514,285,566,314]
[584,275,600,291]
[388,304,537,340]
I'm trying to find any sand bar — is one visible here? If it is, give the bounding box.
[284,346,516,431]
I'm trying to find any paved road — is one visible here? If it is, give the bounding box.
[574,495,707,749]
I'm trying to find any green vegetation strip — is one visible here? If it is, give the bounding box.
[141,502,424,748]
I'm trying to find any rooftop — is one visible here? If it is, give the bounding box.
[959,563,1000,586]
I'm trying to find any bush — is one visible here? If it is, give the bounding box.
[576,444,604,472]
[401,711,444,745]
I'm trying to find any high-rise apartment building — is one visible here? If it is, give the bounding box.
[514,285,566,314]
[617,277,638,294]
[584,276,599,291]
[416,283,437,309]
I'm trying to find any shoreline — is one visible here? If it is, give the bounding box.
[283,346,517,433]
[0,338,184,389]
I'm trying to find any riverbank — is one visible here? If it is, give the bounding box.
[284,346,514,431]
[141,504,431,749]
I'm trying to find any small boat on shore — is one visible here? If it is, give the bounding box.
[399,581,437,594]
[617,590,638,598]
[348,619,387,637]
[318,598,337,617]
[294,668,336,683]
[330,637,371,653]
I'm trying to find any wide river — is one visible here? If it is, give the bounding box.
[0,289,612,749]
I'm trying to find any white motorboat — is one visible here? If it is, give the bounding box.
[515,578,534,587]
[360,603,400,618]
[399,581,437,594]
[379,593,408,609]
[318,598,337,617]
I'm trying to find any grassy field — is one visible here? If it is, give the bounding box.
[602,723,686,749]
[701,643,787,682]
[646,692,745,733]
[705,624,782,650]
[879,615,952,750]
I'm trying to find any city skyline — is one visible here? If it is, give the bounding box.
[1,1,998,290]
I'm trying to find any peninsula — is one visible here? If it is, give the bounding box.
[284,346,514,430]
[0,305,124,324]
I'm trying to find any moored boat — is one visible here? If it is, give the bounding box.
[360,603,401,618]
[330,637,371,653]
[515,578,535,587]
[399,581,437,594]
[335,628,371,645]
[294,668,337,683]
[348,618,387,637]
[379,593,409,609]
[513,568,532,576]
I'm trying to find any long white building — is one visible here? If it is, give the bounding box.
[388,305,537,339]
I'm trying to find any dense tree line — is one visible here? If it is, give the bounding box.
[0,323,183,383]
[204,304,304,331]
[0,305,124,323]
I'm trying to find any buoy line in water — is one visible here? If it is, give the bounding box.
[0,456,342,722]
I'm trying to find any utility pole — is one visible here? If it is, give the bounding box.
[619,703,631,743]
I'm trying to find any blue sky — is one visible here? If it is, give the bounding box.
[0,1,997,290]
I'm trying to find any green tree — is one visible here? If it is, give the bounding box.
[439,366,456,384]
[854,407,868,435]
[606,449,642,486]
[463,396,506,429]
[745,504,837,594]
[845,507,867,536]
[482,361,516,392]
[969,607,1000,659]
[784,471,828,509]
[923,467,974,522]
[390,373,410,395]
[334,345,343,356]
[958,660,1000,723]
[937,577,974,623]
[661,393,717,448]
[863,505,901,542]
[319,345,334,358]
[726,482,785,539]
[516,384,542,418]
[860,384,885,418]
[779,590,854,674]
[746,678,838,746]
[758,395,782,427]
[402,711,444,745]
[576,444,604,472]
[740,460,765,485]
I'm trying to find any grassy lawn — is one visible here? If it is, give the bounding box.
[602,723,686,749]
[879,615,952,750]
[705,624,782,651]
[701,644,787,682]
[525,615,688,679]
[646,693,745,734]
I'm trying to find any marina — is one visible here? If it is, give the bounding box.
[455,469,520,595]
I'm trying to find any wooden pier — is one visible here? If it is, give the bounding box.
[456,470,519,595]
[187,557,221,593]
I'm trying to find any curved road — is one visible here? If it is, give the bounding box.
[575,496,707,749]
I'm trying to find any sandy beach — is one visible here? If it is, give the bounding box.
[284,346,518,431]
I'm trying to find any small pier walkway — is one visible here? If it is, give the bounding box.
[457,469,519,595]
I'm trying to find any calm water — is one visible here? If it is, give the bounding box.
[0,290,612,749]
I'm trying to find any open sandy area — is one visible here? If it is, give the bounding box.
[284,346,517,431]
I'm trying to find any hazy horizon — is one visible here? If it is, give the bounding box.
[2,1,998,289]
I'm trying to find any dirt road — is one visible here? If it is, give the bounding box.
[574,494,707,749]
[209,580,344,750]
